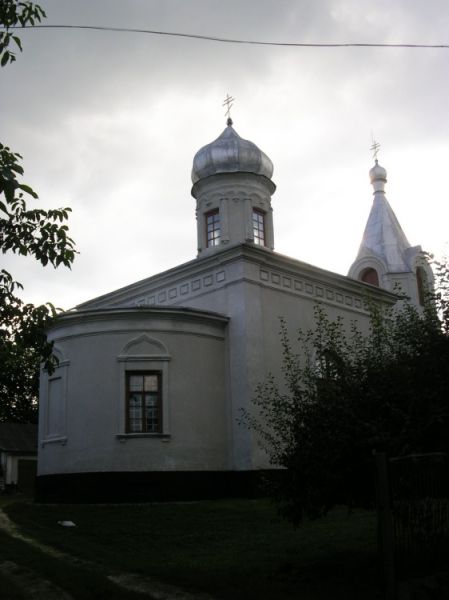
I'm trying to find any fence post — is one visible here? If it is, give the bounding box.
[375,452,396,600]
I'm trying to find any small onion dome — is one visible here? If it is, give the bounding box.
[191,122,274,184]
[369,159,387,184]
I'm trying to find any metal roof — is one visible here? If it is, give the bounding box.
[191,123,274,183]
[355,161,418,272]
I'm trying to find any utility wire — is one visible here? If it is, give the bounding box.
[6,24,449,49]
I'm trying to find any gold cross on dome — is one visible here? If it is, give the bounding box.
[222,93,235,120]
[370,135,381,162]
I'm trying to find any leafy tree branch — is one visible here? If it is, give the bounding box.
[1,1,76,423]
[0,0,45,66]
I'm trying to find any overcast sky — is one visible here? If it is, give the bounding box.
[2,0,449,310]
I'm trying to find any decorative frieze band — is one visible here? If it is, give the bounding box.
[132,265,363,312]
[259,269,363,310]
[134,270,227,307]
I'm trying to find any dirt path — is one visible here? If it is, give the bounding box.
[0,560,74,600]
[0,507,82,562]
[0,507,215,600]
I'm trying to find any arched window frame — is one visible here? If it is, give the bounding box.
[205,209,220,247]
[116,334,171,438]
[252,208,266,246]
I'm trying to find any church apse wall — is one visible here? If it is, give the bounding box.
[38,308,229,482]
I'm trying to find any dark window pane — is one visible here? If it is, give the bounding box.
[144,376,158,392]
[360,268,379,287]
[145,393,158,406]
[129,375,143,392]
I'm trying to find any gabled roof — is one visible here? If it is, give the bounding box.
[0,423,37,453]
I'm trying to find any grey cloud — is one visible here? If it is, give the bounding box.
[2,0,449,308]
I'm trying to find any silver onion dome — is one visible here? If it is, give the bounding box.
[191,122,274,184]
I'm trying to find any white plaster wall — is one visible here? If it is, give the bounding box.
[171,248,391,471]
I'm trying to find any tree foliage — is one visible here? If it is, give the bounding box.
[0,144,75,268]
[245,261,449,524]
[0,270,58,423]
[0,0,46,66]
[1,2,75,423]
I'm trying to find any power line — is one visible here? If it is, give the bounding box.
[6,24,449,49]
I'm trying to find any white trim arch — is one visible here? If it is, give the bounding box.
[118,333,170,361]
[348,256,388,289]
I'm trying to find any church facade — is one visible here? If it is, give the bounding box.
[37,119,430,502]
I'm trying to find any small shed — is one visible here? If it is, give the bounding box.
[0,423,37,494]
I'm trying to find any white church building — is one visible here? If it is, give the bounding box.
[37,118,431,501]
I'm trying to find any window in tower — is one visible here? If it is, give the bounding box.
[360,267,379,287]
[205,209,220,247]
[252,209,266,246]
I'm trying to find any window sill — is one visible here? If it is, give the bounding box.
[116,433,171,442]
[41,436,68,447]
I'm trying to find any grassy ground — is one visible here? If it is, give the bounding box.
[1,497,382,599]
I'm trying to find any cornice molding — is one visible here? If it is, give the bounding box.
[75,243,397,312]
